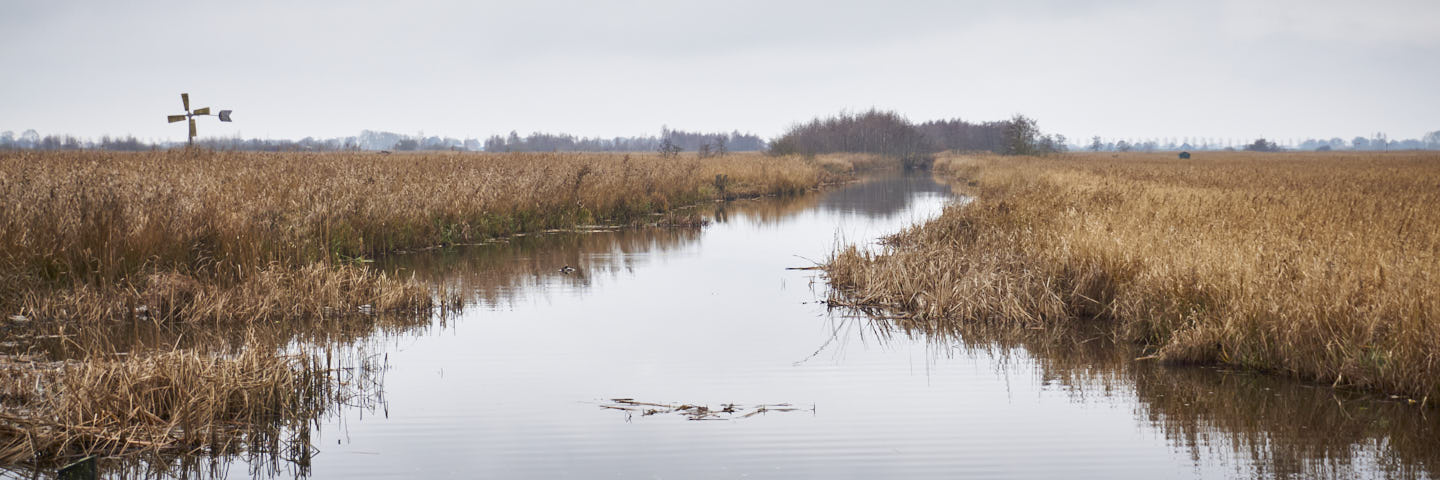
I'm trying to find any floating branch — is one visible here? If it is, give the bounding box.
[598,398,813,422]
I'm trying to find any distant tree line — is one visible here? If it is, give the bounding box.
[481,128,764,153]
[1243,138,1283,152]
[767,110,1067,159]
[767,110,935,159]
[1295,132,1440,151]
[7,126,1438,154]
[0,127,765,153]
[1083,130,1440,152]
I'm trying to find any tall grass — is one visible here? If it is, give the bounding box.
[1,343,382,464]
[0,150,850,324]
[0,149,871,466]
[826,151,1440,398]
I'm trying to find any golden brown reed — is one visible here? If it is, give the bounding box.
[0,149,867,466]
[808,153,900,176]
[0,149,848,325]
[1,344,379,465]
[17,263,437,330]
[826,151,1440,399]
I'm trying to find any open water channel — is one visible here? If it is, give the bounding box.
[68,172,1440,478]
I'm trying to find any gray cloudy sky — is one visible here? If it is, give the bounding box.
[3,0,1437,143]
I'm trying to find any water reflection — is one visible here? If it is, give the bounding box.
[7,306,443,364]
[379,227,702,309]
[826,310,1440,479]
[818,173,953,218]
[376,172,951,309]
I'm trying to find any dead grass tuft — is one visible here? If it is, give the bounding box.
[1,345,377,465]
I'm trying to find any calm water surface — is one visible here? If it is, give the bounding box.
[208,172,1437,479]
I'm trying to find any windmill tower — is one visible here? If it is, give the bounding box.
[166,93,232,146]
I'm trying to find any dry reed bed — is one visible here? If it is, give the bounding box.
[1,345,378,465]
[0,149,859,466]
[15,263,440,331]
[826,151,1440,399]
[0,150,845,325]
[5,266,448,368]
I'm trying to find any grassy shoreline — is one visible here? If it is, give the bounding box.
[825,151,1440,400]
[1,150,862,326]
[0,149,885,466]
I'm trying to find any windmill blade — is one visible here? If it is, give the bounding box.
[167,115,186,123]
[218,110,232,122]
[189,118,197,138]
[181,93,189,111]
[193,107,211,115]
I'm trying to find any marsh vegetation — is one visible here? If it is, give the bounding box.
[0,149,867,467]
[826,151,1440,399]
[2,158,1434,478]
[4,145,1438,478]
[0,150,851,325]
[830,310,1440,480]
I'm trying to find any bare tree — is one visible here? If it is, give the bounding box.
[657,138,681,158]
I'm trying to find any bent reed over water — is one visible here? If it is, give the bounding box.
[826,151,1440,400]
[0,149,867,465]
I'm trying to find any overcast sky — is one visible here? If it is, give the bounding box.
[2,0,1437,144]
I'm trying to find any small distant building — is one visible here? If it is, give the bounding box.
[1178,151,1192,159]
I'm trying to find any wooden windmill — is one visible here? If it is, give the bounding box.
[166,93,232,145]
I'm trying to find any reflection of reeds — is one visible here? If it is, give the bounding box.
[383,227,704,308]
[831,310,1440,479]
[382,175,921,310]
[827,151,1440,398]
[709,190,827,227]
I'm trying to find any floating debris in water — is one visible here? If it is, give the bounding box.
[597,398,813,421]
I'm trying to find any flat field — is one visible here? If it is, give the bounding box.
[826,151,1440,399]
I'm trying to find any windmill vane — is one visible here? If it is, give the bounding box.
[166,93,233,146]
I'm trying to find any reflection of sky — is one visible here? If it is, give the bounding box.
[216,174,1435,479]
